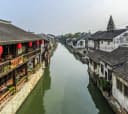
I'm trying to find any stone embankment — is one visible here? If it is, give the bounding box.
[0,68,44,114]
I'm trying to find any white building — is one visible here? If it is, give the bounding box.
[88,16,128,52]
[99,47,128,80]
[88,39,95,49]
[112,62,128,113]
[73,38,86,49]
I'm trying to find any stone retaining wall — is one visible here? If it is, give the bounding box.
[0,68,44,114]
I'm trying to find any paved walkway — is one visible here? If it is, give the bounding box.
[0,68,44,114]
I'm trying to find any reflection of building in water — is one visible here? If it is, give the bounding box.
[87,77,114,114]
[41,68,51,95]
[40,68,51,114]
[16,68,51,114]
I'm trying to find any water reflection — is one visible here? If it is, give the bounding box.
[87,77,114,114]
[17,44,114,114]
[16,68,51,114]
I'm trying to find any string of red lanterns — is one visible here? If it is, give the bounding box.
[39,40,42,45]
[0,46,3,58]
[29,42,32,47]
[17,43,22,49]
[28,40,45,48]
[39,40,44,45]
[36,40,40,46]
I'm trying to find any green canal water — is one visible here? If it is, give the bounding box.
[17,44,114,114]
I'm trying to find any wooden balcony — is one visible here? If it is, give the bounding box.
[0,61,11,78]
[23,48,41,61]
[0,48,41,77]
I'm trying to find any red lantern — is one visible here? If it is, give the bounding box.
[39,40,42,45]
[29,42,32,47]
[17,43,22,49]
[40,40,44,45]
[36,40,39,46]
[0,46,3,57]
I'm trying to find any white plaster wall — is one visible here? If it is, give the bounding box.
[99,61,105,78]
[88,61,94,72]
[99,41,115,52]
[114,30,128,48]
[88,40,94,49]
[95,64,99,75]
[88,60,99,75]
[112,74,128,112]
[76,40,85,49]
[98,30,128,52]
[99,61,112,80]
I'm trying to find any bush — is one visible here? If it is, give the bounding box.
[99,79,111,91]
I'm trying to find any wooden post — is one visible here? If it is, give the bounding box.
[12,70,16,91]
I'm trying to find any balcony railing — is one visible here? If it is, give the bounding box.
[0,61,10,78]
[23,48,41,61]
[0,48,41,77]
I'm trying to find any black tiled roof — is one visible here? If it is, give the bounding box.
[89,29,127,40]
[101,47,128,66]
[88,50,108,63]
[113,62,128,81]
[0,21,43,45]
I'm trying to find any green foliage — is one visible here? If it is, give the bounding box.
[8,86,15,93]
[99,79,111,91]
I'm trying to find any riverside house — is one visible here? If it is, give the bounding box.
[88,16,128,52]
[88,50,107,84]
[98,47,128,113]
[87,16,128,113]
[0,19,49,106]
[112,62,128,113]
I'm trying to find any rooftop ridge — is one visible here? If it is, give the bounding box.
[0,19,11,24]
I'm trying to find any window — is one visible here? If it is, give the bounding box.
[80,41,83,46]
[116,79,122,92]
[105,71,107,80]
[90,59,92,64]
[101,41,103,44]
[101,64,104,74]
[94,62,97,70]
[124,85,128,97]
[108,70,112,81]
[108,41,110,45]
[105,63,107,68]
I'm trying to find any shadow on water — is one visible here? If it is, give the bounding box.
[16,68,51,114]
[87,76,114,114]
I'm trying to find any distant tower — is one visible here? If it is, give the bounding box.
[107,15,115,31]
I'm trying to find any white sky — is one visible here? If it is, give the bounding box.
[0,0,128,35]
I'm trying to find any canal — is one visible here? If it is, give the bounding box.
[17,44,114,114]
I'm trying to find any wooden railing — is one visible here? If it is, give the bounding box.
[0,61,10,78]
[0,48,41,77]
[23,48,41,61]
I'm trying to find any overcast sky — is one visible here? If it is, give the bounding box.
[0,0,128,35]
